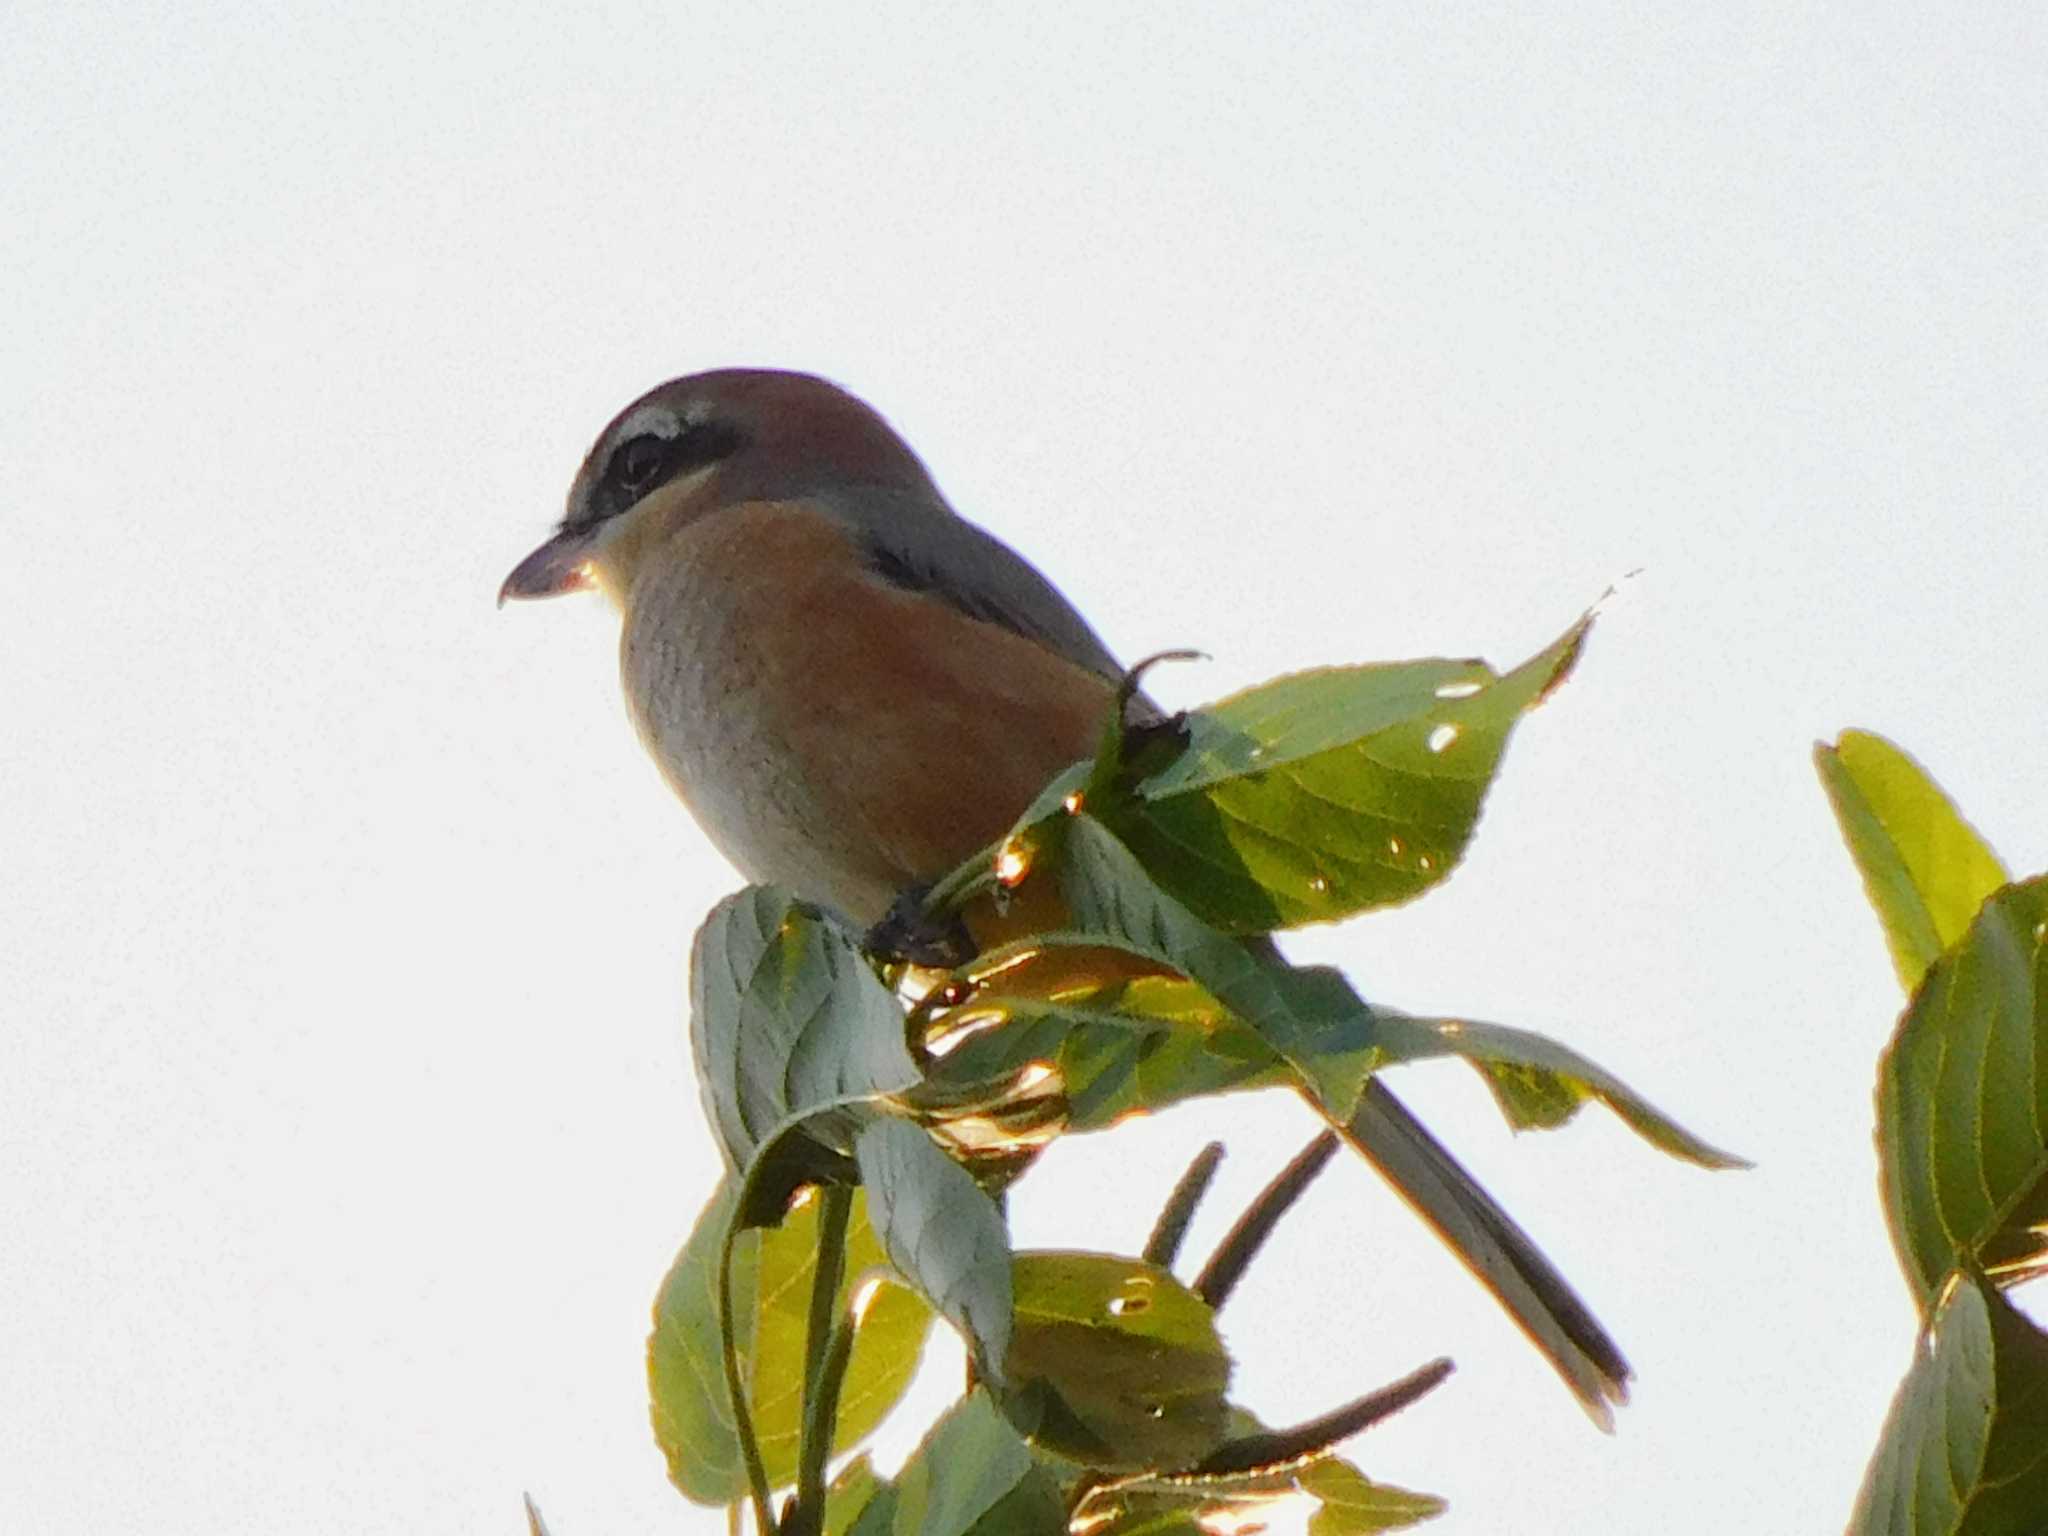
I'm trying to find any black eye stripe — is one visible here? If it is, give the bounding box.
[581,418,746,527]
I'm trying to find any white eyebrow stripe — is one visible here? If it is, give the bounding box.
[611,402,685,442]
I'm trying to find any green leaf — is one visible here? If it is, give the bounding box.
[823,1455,886,1536]
[911,938,1292,1131]
[880,1389,1066,1536]
[1072,1436,1445,1534]
[648,1181,935,1505]
[1003,1251,1232,1470]
[1054,817,1381,1121]
[1878,877,2048,1307]
[1817,731,2010,993]
[1847,1275,2048,1534]
[1299,1457,1449,1533]
[854,1117,1016,1379]
[689,888,921,1202]
[965,823,1638,1419]
[1369,1012,1749,1170]
[1089,616,1590,931]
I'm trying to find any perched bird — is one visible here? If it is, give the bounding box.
[501,369,1629,1420]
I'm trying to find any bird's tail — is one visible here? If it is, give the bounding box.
[1336,1075,1631,1427]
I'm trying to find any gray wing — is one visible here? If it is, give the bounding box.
[829,487,1133,688]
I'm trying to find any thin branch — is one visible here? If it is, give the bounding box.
[788,1187,857,1536]
[915,843,1003,924]
[788,1284,867,1535]
[1191,1357,1455,1476]
[1143,1141,1226,1268]
[717,1216,779,1535]
[799,1185,855,1428]
[1192,1132,1340,1310]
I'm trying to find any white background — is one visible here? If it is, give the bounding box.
[6,5,2045,1532]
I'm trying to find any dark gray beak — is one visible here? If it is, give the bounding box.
[498,529,597,606]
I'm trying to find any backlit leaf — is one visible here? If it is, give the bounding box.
[1090,617,1590,931]
[1817,731,2009,993]
[648,1181,934,1505]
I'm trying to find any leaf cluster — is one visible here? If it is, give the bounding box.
[1817,731,2048,1533]
[642,615,1739,1535]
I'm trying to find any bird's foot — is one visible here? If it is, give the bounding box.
[865,883,977,968]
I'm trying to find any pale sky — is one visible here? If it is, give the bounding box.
[6,5,2046,1533]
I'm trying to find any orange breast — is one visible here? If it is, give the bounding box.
[619,499,1113,925]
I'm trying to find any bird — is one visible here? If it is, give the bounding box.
[500,368,1630,1421]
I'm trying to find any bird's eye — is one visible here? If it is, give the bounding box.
[611,434,670,492]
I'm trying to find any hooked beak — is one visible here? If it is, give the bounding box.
[499,528,597,607]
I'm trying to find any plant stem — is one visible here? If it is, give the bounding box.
[718,1217,779,1535]
[917,841,1001,919]
[1143,1141,1226,1268]
[791,1279,867,1533]
[1192,1131,1339,1310]
[1192,1357,1454,1475]
[797,1184,856,1468]
[776,1185,856,1536]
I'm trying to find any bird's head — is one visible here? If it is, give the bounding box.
[498,368,936,605]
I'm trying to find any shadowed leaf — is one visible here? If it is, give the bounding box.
[1002,1252,1231,1470]
[1847,1275,2048,1534]
[1879,877,2048,1307]
[1370,1012,1748,1169]
[874,1389,1065,1536]
[855,1117,1015,1379]
[690,888,921,1185]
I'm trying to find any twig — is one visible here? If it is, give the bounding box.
[791,1291,864,1534]
[1191,1358,1455,1475]
[799,1185,854,1432]
[1143,1142,1226,1268]
[717,1217,779,1534]
[1192,1132,1340,1310]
